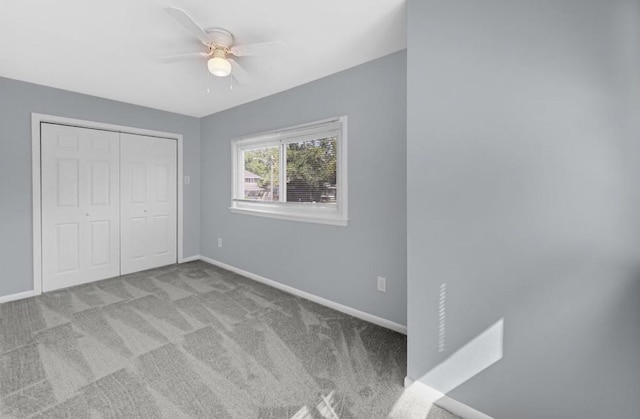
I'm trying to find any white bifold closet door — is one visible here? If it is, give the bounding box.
[41,124,120,292]
[120,133,177,275]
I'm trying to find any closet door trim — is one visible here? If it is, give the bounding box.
[32,113,185,296]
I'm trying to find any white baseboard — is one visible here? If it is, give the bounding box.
[404,376,494,419]
[180,255,201,263]
[404,376,418,388]
[197,255,407,334]
[0,290,35,304]
[437,396,494,419]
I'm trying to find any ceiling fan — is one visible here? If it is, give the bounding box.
[162,7,285,84]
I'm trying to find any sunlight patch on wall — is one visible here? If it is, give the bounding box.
[438,283,447,352]
[420,318,504,394]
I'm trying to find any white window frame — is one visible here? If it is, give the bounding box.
[230,116,348,226]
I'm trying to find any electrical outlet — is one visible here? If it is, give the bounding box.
[377,276,386,292]
[217,237,223,248]
[184,175,191,184]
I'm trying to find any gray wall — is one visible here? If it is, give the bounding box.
[0,77,201,298]
[407,1,640,418]
[200,51,407,325]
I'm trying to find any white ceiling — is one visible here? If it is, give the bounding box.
[0,0,406,117]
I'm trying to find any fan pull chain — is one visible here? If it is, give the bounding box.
[206,69,211,94]
[229,75,233,90]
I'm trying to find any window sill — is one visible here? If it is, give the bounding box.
[229,206,348,226]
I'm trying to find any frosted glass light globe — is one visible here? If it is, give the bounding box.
[208,57,232,77]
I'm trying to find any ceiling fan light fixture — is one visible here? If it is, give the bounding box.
[208,56,231,77]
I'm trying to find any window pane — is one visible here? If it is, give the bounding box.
[286,137,337,204]
[243,146,280,201]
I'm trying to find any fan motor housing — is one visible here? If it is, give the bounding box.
[206,28,234,48]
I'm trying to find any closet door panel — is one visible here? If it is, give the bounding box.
[41,124,120,291]
[120,134,177,274]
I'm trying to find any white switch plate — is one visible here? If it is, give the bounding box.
[184,176,191,184]
[377,276,386,292]
[217,237,223,248]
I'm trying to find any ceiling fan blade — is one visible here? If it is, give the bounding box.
[157,52,209,63]
[230,41,285,57]
[165,7,212,46]
[228,58,251,84]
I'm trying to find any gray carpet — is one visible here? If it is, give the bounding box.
[0,261,410,418]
